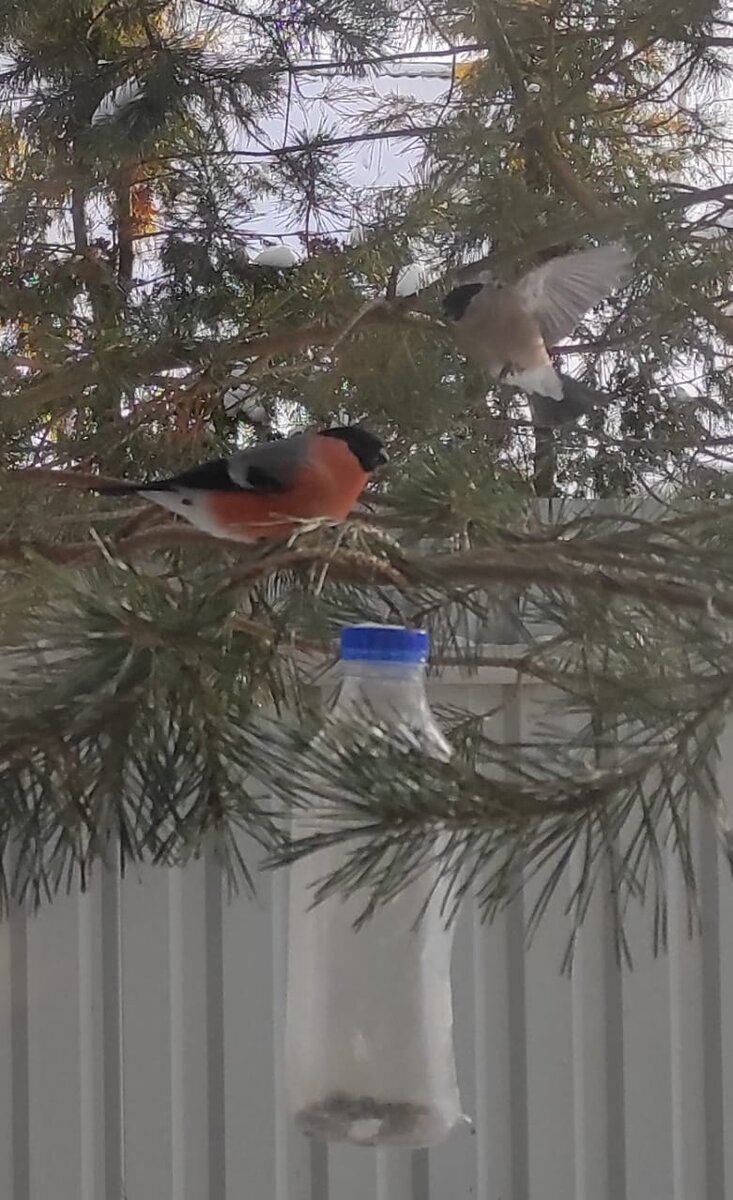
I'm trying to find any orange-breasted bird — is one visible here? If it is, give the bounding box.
[96,425,388,542]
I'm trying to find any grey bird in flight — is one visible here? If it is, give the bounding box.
[442,243,634,426]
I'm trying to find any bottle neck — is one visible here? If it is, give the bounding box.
[332,659,452,761]
[336,661,430,715]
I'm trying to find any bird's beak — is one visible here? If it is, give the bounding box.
[377,449,389,467]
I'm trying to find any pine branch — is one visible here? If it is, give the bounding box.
[164,124,444,162]
[531,129,608,218]
[1,509,732,627]
[257,45,489,77]
[0,523,211,564]
[3,306,426,421]
[480,5,608,218]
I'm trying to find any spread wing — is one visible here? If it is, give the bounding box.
[513,243,634,347]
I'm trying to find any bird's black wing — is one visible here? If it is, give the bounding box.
[94,458,240,495]
[97,435,309,495]
[168,458,244,491]
[170,444,302,493]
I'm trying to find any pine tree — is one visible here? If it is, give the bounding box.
[1,0,733,950]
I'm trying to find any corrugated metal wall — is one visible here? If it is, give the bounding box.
[1,664,732,1200]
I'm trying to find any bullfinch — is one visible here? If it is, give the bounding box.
[96,425,387,542]
[442,242,634,426]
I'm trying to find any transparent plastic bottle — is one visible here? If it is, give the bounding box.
[285,624,462,1148]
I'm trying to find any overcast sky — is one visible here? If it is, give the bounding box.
[242,57,456,246]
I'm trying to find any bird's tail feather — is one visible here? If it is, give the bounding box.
[93,483,142,495]
[94,481,169,495]
[530,374,614,428]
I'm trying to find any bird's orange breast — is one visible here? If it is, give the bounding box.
[204,436,369,540]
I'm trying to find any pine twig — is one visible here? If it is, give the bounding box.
[0,520,729,628]
[0,524,211,564]
[481,4,608,219]
[4,307,425,422]
[222,545,410,592]
[327,297,390,356]
[229,614,326,657]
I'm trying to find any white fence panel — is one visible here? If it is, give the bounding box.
[0,661,731,1200]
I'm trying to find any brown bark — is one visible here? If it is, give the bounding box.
[114,166,136,286]
[71,187,88,252]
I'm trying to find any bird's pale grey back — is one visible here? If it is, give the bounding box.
[227,431,313,490]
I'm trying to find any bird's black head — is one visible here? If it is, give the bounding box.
[442,281,484,322]
[321,425,388,472]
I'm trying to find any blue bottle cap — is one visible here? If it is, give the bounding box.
[340,624,429,665]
